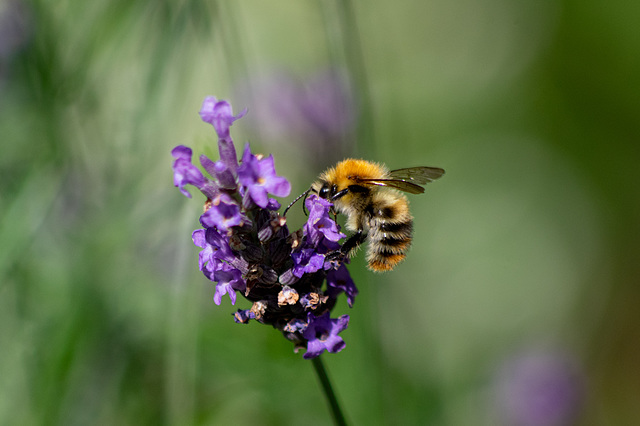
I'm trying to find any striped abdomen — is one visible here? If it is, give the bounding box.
[365,193,414,272]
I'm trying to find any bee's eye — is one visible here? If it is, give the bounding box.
[319,185,331,199]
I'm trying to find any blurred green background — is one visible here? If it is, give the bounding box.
[2,0,639,424]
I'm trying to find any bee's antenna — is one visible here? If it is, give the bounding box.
[283,188,311,217]
[302,190,311,216]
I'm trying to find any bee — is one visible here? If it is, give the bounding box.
[286,159,444,272]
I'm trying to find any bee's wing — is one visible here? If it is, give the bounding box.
[353,178,427,194]
[360,179,425,194]
[388,166,445,184]
[356,166,445,194]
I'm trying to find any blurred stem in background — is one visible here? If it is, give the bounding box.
[316,0,391,423]
[319,0,375,155]
[1,0,221,423]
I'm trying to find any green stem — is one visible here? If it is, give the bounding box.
[312,356,348,426]
[336,0,376,155]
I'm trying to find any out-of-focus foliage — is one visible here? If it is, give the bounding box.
[1,0,639,424]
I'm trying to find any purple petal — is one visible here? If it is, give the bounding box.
[324,334,347,353]
[265,175,291,198]
[199,97,247,139]
[314,216,344,242]
[237,145,258,184]
[199,96,220,123]
[212,268,246,305]
[302,313,350,359]
[266,198,281,211]
[171,145,206,198]
[256,154,277,178]
[326,264,358,307]
[199,97,246,171]
[305,252,325,273]
[192,229,206,248]
[192,229,216,271]
[171,145,193,162]
[241,143,254,165]
[304,339,329,359]
[292,248,326,277]
[248,184,269,208]
[238,144,291,206]
[204,227,235,261]
[213,280,234,305]
[257,156,291,197]
[200,195,245,231]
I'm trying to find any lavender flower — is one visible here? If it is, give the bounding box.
[492,347,585,426]
[199,96,246,172]
[289,194,345,278]
[0,0,32,85]
[237,143,291,208]
[303,312,350,359]
[304,195,344,248]
[212,266,245,306]
[171,97,358,358]
[235,69,357,169]
[171,146,207,198]
[199,193,247,232]
[326,264,358,308]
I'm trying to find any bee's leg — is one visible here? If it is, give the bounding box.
[340,230,366,257]
[330,185,366,202]
[331,188,350,201]
[330,206,338,223]
[326,230,366,263]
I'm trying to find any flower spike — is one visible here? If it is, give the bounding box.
[172,97,357,359]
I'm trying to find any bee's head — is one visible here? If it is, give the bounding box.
[314,180,354,203]
[318,182,335,200]
[312,180,336,200]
